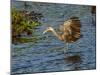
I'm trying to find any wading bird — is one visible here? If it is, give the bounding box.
[43,17,81,54]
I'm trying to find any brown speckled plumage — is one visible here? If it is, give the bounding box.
[43,16,81,43]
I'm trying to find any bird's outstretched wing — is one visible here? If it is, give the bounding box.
[60,17,81,43]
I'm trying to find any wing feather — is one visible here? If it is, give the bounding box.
[60,17,81,43]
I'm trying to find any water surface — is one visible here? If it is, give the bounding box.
[11,1,96,74]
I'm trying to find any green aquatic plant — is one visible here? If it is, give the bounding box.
[12,8,42,43]
[16,37,38,43]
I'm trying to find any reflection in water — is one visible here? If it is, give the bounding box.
[65,55,81,63]
[64,54,82,70]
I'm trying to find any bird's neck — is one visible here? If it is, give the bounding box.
[51,29,63,41]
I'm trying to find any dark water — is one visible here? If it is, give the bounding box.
[11,1,96,74]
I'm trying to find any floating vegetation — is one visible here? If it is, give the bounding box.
[11,8,43,44]
[15,37,38,43]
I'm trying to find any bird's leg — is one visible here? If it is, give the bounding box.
[63,43,69,54]
[66,43,69,50]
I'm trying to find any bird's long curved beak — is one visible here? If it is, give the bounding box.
[43,30,48,34]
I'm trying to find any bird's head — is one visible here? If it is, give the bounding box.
[43,27,54,34]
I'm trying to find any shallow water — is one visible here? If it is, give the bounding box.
[11,1,96,74]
